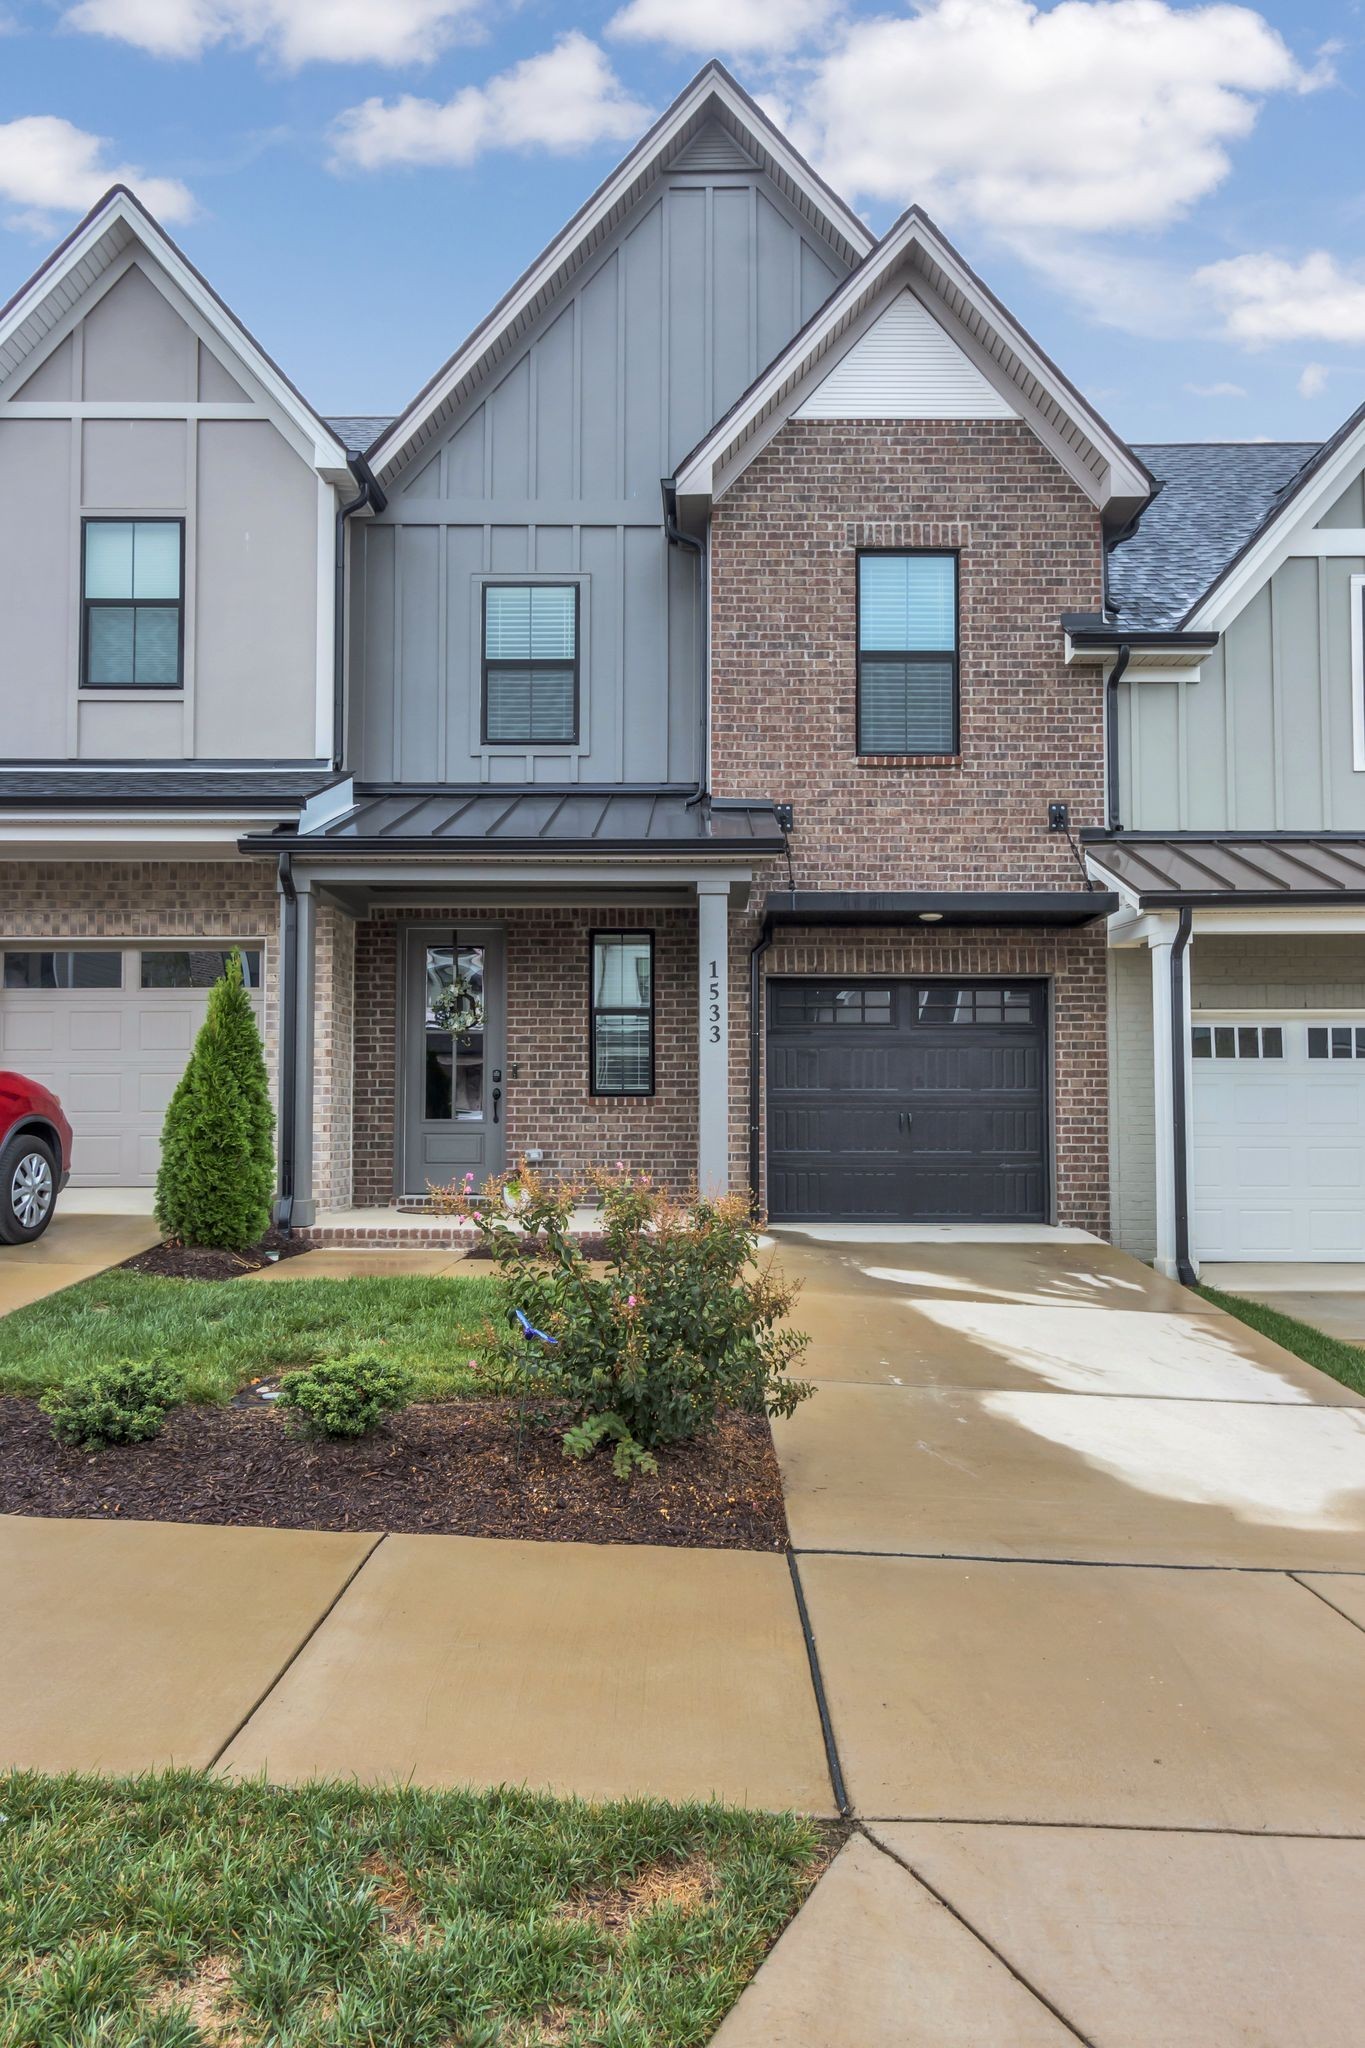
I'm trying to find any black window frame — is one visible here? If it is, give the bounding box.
[80,516,186,692]
[588,928,656,1098]
[480,580,580,746]
[855,547,960,758]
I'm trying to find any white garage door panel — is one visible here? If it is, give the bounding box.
[0,959,264,1187]
[1194,1018,1365,1260]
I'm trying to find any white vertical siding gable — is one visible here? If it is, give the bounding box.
[796,288,1016,420]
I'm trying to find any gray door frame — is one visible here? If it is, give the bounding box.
[399,923,508,1195]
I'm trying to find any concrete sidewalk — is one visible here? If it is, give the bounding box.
[713,1229,1365,2046]
[0,1209,158,1314]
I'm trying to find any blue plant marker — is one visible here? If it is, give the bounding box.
[512,1306,558,1345]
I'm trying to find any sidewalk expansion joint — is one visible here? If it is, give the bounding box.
[793,1547,1365,1574]
[1288,1572,1365,1636]
[858,1822,1097,2046]
[205,1530,388,1769]
[859,1815,1365,1840]
[785,1547,850,1818]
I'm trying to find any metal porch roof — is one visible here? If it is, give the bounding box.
[244,787,787,858]
[1084,835,1365,906]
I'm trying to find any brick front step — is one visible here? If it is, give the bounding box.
[297,1223,479,1249]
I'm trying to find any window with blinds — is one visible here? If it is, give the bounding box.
[482,583,579,744]
[856,552,958,755]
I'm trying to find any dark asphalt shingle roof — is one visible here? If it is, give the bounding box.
[1106,442,1319,630]
[324,416,396,453]
[0,770,332,805]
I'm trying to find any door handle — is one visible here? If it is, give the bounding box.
[898,1110,913,1135]
[491,1086,502,1125]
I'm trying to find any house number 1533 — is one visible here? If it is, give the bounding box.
[707,959,723,1044]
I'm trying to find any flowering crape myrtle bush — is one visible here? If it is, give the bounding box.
[432,1162,813,1478]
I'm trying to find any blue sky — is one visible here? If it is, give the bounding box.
[1,0,1361,444]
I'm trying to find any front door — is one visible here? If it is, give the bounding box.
[402,929,507,1195]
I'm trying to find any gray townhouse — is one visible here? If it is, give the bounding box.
[1,61,1362,1278]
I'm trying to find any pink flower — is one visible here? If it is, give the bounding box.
[627,1295,637,1309]
[615,1159,626,1172]
[464,1172,475,1184]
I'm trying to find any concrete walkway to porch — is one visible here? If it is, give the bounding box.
[716,1224,1365,2046]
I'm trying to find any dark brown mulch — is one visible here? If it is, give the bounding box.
[0,1397,788,1549]
[118,1229,315,1281]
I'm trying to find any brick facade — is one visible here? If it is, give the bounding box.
[352,903,699,1206]
[709,417,1111,1228]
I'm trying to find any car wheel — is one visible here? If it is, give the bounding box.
[0,1134,58,1245]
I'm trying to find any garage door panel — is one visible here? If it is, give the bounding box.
[767,979,1048,1224]
[1,956,264,1188]
[1306,1081,1361,1124]
[1307,1147,1362,1189]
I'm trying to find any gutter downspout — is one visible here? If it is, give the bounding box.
[748,920,774,1213]
[1105,642,1131,831]
[332,452,389,773]
[276,852,298,1235]
[1170,905,1196,1287]
[662,478,709,809]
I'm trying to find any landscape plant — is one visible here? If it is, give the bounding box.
[154,950,275,1251]
[433,1161,813,1477]
[274,1352,414,1438]
[41,1356,182,1449]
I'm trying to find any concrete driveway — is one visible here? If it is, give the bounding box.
[715,1226,1365,2046]
[0,1206,158,1313]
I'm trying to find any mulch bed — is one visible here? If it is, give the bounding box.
[462,1233,612,1261]
[0,1397,788,1549]
[118,1229,315,1280]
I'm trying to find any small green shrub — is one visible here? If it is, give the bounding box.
[155,949,275,1251]
[433,1161,813,1478]
[274,1353,413,1438]
[42,1356,182,1449]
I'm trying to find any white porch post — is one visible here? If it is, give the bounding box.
[1148,915,1195,1279]
[696,880,731,1195]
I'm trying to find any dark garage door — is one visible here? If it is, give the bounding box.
[767,979,1048,1222]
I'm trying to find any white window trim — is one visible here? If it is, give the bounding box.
[1352,571,1365,772]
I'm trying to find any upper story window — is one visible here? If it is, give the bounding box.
[482,582,579,745]
[857,552,958,756]
[81,519,184,690]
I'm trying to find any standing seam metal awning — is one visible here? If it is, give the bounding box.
[239,787,788,857]
[1083,835,1365,906]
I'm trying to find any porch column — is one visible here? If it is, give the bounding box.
[275,865,318,1230]
[696,879,731,1196]
[1149,915,1195,1280]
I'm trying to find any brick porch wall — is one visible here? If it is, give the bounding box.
[351,903,699,1205]
[312,899,355,1210]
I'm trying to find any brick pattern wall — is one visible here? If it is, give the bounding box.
[710,420,1105,888]
[707,417,1110,1225]
[312,900,355,1210]
[352,903,699,1205]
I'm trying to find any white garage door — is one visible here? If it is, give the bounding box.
[1193,1016,1365,1260]
[0,945,265,1187]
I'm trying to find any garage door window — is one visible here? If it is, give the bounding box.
[1193,1024,1284,1059]
[139,949,261,989]
[3,951,123,990]
[916,985,1036,1026]
[771,985,893,1027]
[1307,1025,1365,1059]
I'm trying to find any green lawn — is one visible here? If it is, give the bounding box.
[0,1272,506,1405]
[0,1771,826,2048]
[1197,1285,1365,1399]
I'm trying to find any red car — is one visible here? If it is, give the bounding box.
[0,1072,72,1244]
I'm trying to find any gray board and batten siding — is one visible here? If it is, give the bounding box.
[1112,452,1365,832]
[349,129,849,788]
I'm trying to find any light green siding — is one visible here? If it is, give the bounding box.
[1109,947,1156,1260]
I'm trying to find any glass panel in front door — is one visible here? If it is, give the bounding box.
[424,945,485,1121]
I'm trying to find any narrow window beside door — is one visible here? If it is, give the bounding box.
[857,552,958,755]
[482,583,579,744]
[82,519,184,689]
[590,932,654,1095]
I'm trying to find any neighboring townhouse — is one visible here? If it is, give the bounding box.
[7,61,1353,1265]
[1085,422,1365,1278]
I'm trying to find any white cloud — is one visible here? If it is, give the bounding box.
[0,115,194,234]
[61,0,480,67]
[1184,380,1248,397]
[608,0,835,55]
[1196,250,1365,345]
[1298,361,1329,397]
[331,34,652,173]
[791,0,1326,235]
